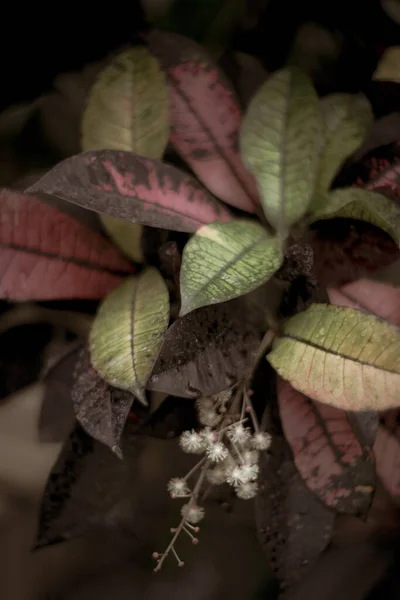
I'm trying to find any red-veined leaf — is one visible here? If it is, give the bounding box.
[27,150,233,233]
[0,189,133,300]
[373,421,400,505]
[278,378,375,515]
[328,278,400,327]
[147,29,259,212]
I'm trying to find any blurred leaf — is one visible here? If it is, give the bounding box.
[147,29,258,212]
[278,378,375,515]
[317,94,372,193]
[36,424,143,549]
[371,259,400,287]
[0,189,133,300]
[27,150,233,232]
[267,303,400,411]
[148,298,259,397]
[374,419,400,505]
[72,347,135,457]
[328,278,400,327]
[180,220,282,315]
[39,342,80,443]
[241,67,321,231]
[90,269,169,403]
[382,0,400,25]
[373,47,400,83]
[100,215,144,263]
[82,47,169,158]
[308,188,400,244]
[256,403,334,588]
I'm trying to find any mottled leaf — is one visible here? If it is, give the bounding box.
[90,269,169,403]
[328,278,400,327]
[308,187,400,245]
[256,403,334,588]
[278,378,375,515]
[148,298,259,397]
[180,220,283,315]
[36,424,143,549]
[72,347,135,457]
[100,215,144,263]
[0,189,133,300]
[373,422,400,505]
[267,303,400,411]
[82,47,169,158]
[240,66,321,231]
[27,150,232,233]
[147,29,258,212]
[39,342,80,443]
[317,93,373,193]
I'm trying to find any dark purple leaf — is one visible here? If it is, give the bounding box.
[39,341,80,443]
[36,424,143,549]
[27,150,233,233]
[71,347,135,458]
[256,403,335,589]
[147,298,260,397]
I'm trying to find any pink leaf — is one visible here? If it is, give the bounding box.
[373,422,400,505]
[328,279,400,327]
[0,189,133,300]
[28,150,233,233]
[278,378,375,515]
[147,30,259,212]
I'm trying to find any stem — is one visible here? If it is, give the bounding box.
[183,457,207,482]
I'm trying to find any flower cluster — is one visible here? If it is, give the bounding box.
[152,388,272,571]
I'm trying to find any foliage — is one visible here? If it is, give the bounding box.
[2,24,400,593]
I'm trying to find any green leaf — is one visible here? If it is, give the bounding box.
[267,303,400,411]
[81,47,169,159]
[180,220,283,316]
[100,215,144,263]
[89,269,169,403]
[240,66,321,232]
[307,187,400,245]
[317,93,372,193]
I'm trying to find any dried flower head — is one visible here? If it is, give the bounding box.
[200,427,217,447]
[181,503,205,524]
[236,481,258,499]
[206,441,229,463]
[180,430,204,454]
[226,465,246,486]
[167,478,190,498]
[227,423,251,445]
[242,449,259,465]
[206,465,227,485]
[196,397,221,427]
[251,431,272,451]
[241,462,259,482]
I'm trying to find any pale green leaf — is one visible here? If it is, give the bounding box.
[89,269,169,402]
[317,93,372,193]
[267,303,400,411]
[307,187,400,245]
[81,47,169,159]
[101,215,144,263]
[180,220,283,315]
[240,66,321,232]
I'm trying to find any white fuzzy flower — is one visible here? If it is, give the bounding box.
[226,465,246,486]
[227,423,251,445]
[181,503,205,524]
[242,449,259,465]
[167,478,190,498]
[241,462,259,482]
[180,430,204,454]
[236,481,258,499]
[196,398,221,427]
[196,397,214,411]
[206,465,227,485]
[200,427,217,447]
[206,441,229,463]
[251,432,272,451]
